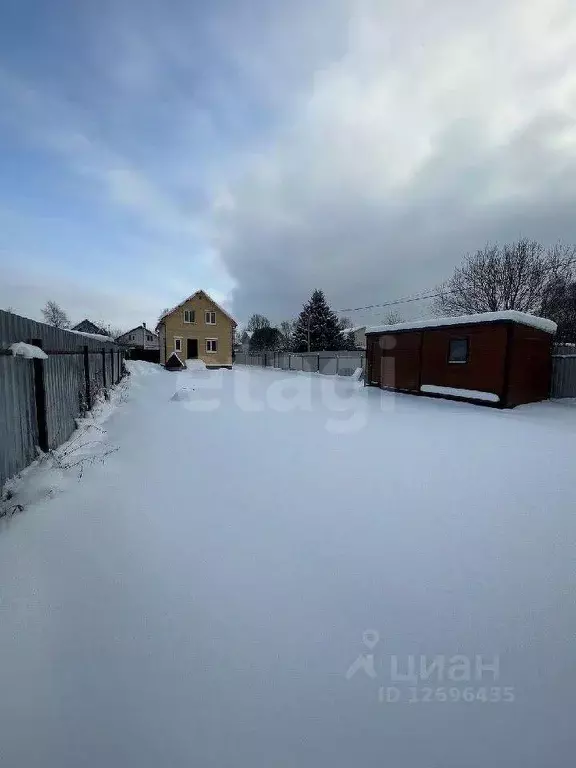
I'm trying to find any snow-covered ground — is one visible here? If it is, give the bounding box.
[1,361,575,768]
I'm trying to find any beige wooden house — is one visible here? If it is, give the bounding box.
[156,291,236,369]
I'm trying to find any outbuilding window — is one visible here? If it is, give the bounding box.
[448,338,469,364]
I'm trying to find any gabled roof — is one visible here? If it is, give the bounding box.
[72,319,109,336]
[366,310,557,335]
[117,325,158,339]
[156,290,237,329]
[165,351,186,370]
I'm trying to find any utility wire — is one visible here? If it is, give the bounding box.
[338,289,442,314]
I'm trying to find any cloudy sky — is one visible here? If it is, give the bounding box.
[1,0,576,331]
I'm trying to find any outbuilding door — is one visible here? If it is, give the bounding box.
[381,332,422,392]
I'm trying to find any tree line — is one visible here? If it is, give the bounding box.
[241,238,576,353]
[30,237,576,352]
[34,301,123,338]
[240,290,363,353]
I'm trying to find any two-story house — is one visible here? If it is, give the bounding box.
[116,324,159,350]
[156,291,236,369]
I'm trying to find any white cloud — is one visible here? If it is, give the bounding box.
[211,0,576,323]
[3,1,576,328]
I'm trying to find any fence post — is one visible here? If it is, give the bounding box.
[336,355,339,375]
[317,354,320,373]
[83,345,91,411]
[102,347,107,389]
[28,338,49,452]
[110,349,114,385]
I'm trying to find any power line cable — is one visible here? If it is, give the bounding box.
[338,289,442,314]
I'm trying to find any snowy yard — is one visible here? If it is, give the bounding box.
[1,361,575,767]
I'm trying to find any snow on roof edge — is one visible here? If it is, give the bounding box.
[366,310,557,335]
[68,329,116,342]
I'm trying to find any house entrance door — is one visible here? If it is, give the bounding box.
[187,339,198,359]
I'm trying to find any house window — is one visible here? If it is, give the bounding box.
[448,338,469,364]
[147,334,153,341]
[205,311,216,325]
[206,338,218,353]
[174,337,182,352]
[129,334,134,341]
[184,310,195,323]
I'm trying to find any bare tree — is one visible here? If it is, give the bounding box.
[541,275,576,342]
[279,320,295,351]
[435,239,575,316]
[42,300,70,329]
[246,314,270,332]
[382,310,403,324]
[105,325,124,339]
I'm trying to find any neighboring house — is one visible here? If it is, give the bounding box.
[116,324,159,350]
[237,331,252,353]
[156,290,236,369]
[233,330,251,353]
[350,326,366,349]
[72,319,109,336]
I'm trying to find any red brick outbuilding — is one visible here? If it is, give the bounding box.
[365,310,557,407]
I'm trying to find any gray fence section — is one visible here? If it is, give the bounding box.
[1,310,124,491]
[553,344,576,355]
[551,355,576,398]
[236,348,576,398]
[235,351,366,377]
[0,356,37,491]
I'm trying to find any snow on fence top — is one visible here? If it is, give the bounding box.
[366,310,557,336]
[9,342,48,359]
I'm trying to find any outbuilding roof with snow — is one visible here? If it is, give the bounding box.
[366,310,557,336]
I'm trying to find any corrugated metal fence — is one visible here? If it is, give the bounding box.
[237,347,576,399]
[551,344,576,398]
[0,310,125,491]
[234,351,366,376]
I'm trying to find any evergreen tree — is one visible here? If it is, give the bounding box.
[249,326,282,352]
[293,290,346,352]
[341,329,358,351]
